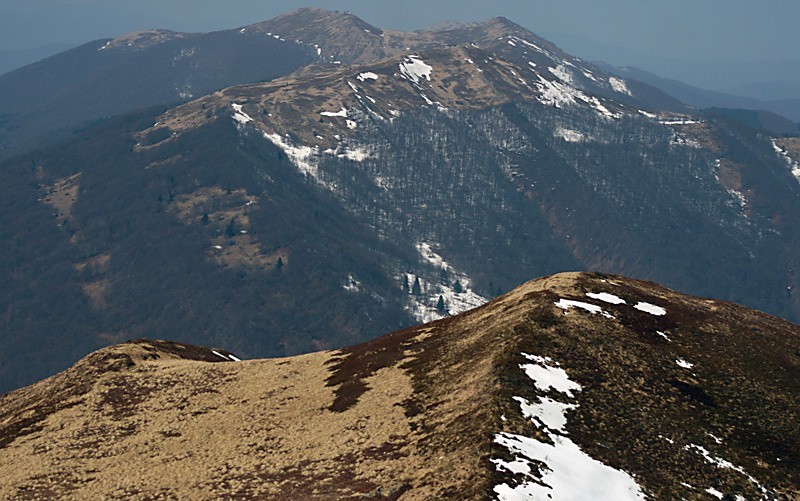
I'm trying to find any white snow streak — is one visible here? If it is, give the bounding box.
[555,299,615,319]
[685,444,767,494]
[586,292,626,304]
[212,350,240,362]
[634,302,667,316]
[320,107,348,117]
[772,139,800,184]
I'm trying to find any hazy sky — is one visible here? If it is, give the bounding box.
[0,0,796,61]
[1,0,799,95]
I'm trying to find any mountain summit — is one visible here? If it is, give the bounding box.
[1,273,797,498]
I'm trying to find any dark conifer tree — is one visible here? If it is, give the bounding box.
[412,277,422,296]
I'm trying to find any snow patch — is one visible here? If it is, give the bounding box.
[520,353,582,397]
[656,331,672,342]
[493,433,647,501]
[399,55,433,85]
[343,274,361,292]
[556,128,586,143]
[535,75,618,118]
[231,103,253,125]
[263,133,319,179]
[320,107,348,117]
[514,396,576,433]
[549,65,573,84]
[609,77,633,96]
[634,302,667,316]
[357,72,379,82]
[676,358,694,369]
[337,146,371,162]
[493,353,646,500]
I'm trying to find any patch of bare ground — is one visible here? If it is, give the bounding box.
[672,121,722,152]
[81,278,112,310]
[39,173,81,226]
[714,158,753,215]
[73,253,111,273]
[775,137,800,162]
[169,187,283,270]
[144,154,182,169]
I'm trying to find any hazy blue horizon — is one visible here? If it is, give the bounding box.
[1,1,798,98]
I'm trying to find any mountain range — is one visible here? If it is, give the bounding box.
[602,64,800,128]
[1,8,800,396]
[1,272,798,498]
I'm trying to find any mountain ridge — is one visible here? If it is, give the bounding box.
[1,272,798,499]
